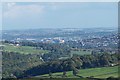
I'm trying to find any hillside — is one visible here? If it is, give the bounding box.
[2,43,49,54]
[36,66,118,78]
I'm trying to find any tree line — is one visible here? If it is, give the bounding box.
[19,52,119,78]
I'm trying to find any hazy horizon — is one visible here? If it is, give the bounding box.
[2,2,118,30]
[2,27,118,31]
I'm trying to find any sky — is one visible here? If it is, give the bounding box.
[2,2,118,30]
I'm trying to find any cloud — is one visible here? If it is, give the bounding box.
[50,3,60,10]
[0,3,2,30]
[3,3,44,19]
[1,0,119,2]
[7,2,16,9]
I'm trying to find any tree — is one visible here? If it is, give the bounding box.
[49,71,52,78]
[62,71,67,78]
[72,68,79,76]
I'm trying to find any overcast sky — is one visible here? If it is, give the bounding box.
[2,2,118,30]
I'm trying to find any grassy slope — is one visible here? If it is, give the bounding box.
[71,50,91,55]
[36,66,118,78]
[3,44,49,54]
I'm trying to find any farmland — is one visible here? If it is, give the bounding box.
[36,66,118,78]
[2,43,49,54]
[71,50,91,56]
[2,42,119,79]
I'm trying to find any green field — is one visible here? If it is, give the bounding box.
[36,66,118,78]
[2,44,49,54]
[71,50,91,56]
